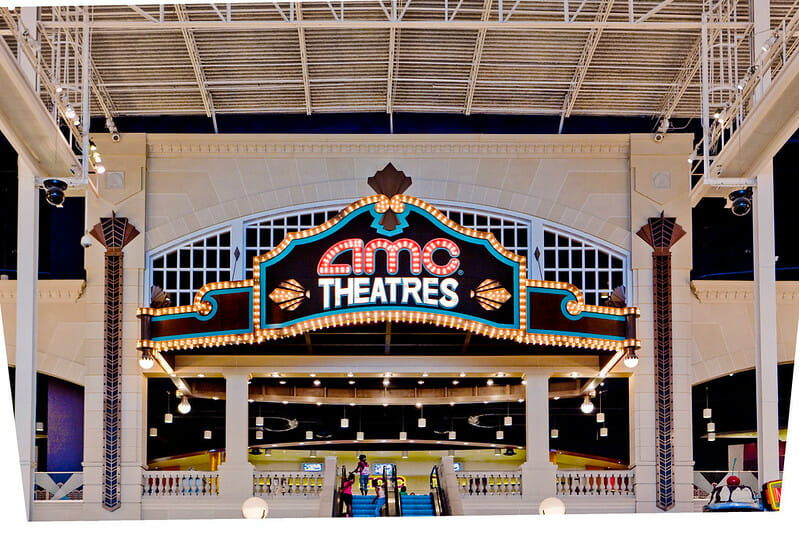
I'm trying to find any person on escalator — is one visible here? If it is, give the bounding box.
[372,479,386,517]
[355,454,370,495]
[341,473,355,517]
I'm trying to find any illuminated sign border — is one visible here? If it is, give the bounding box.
[137,193,639,355]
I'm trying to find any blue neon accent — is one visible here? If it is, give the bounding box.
[525,286,625,340]
[151,287,253,341]
[370,208,409,236]
[261,304,516,330]
[260,202,521,330]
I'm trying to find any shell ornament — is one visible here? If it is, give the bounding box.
[470,279,512,311]
[269,279,310,311]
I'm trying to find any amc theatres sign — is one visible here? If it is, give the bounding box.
[255,200,522,331]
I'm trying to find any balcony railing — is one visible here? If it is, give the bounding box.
[34,472,83,501]
[142,471,219,497]
[252,471,324,497]
[455,471,522,497]
[554,470,635,497]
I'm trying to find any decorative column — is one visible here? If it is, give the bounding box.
[636,212,685,511]
[520,370,556,507]
[217,370,255,505]
[89,213,139,511]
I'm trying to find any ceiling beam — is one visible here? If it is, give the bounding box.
[387,26,396,114]
[173,4,218,132]
[296,3,313,115]
[635,0,675,23]
[464,0,493,115]
[38,20,751,31]
[558,0,614,132]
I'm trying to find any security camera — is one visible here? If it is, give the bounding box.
[653,132,665,143]
[728,188,753,216]
[43,179,68,208]
[80,234,93,248]
[111,131,121,143]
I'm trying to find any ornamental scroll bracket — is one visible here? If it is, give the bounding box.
[636,211,684,512]
[90,212,139,512]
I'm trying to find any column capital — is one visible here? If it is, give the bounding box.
[521,369,551,379]
[222,369,253,380]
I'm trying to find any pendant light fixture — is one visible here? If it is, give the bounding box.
[504,404,512,426]
[703,386,712,419]
[418,405,426,428]
[164,391,173,423]
[399,408,407,440]
[340,407,349,428]
[550,428,559,439]
[496,430,504,440]
[580,395,595,414]
[708,432,716,442]
[623,350,639,368]
[356,407,364,440]
[596,391,605,423]
[256,417,264,427]
[356,431,364,441]
[149,427,158,437]
[139,353,155,370]
[402,450,409,459]
[600,427,608,438]
[256,430,264,440]
[707,422,715,433]
[448,431,456,440]
[204,430,212,439]
[495,448,502,456]
[177,395,191,414]
[265,449,271,456]
[305,429,313,440]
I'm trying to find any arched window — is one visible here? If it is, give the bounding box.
[148,202,628,307]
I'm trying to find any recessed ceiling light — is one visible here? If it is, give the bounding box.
[350,402,355,406]
[486,379,494,386]
[570,372,578,378]
[198,373,205,378]
[282,401,288,405]
[316,402,322,406]
[553,396,560,400]
[464,442,469,445]
[272,372,280,377]
[521,380,527,385]
[415,402,422,408]
[483,401,489,404]
[310,373,316,377]
[497,372,505,377]
[459,372,466,377]
[418,380,424,385]
[383,378,390,386]
[491,444,496,447]
[449,402,455,406]
[422,373,429,377]
[383,403,388,407]
[436,441,441,444]
[409,440,415,443]
[279,380,287,385]
[248,399,254,403]
[518,398,524,402]
[348,380,355,385]
[384,372,392,377]
[212,396,219,400]
[313,379,321,386]
[452,380,459,385]
[347,372,354,377]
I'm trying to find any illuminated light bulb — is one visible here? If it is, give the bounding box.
[177,396,191,414]
[703,408,712,419]
[96,164,106,175]
[600,427,608,438]
[149,428,157,437]
[496,430,504,440]
[340,418,349,428]
[580,396,595,414]
[356,431,364,441]
[418,417,426,428]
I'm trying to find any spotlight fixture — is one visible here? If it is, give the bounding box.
[43,179,68,208]
[550,429,559,439]
[280,380,287,385]
[727,188,753,216]
[422,373,429,377]
[309,373,316,377]
[580,395,595,414]
[139,353,155,370]
[54,83,62,93]
[418,380,424,385]
[459,372,466,377]
[348,380,355,385]
[95,164,106,175]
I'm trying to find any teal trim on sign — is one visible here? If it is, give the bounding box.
[370,208,410,236]
[525,286,626,341]
[151,287,253,341]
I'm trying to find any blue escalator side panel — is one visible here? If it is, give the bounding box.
[350,495,379,517]
[400,494,435,516]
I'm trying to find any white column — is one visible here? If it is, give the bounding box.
[520,370,555,506]
[15,155,39,520]
[753,161,780,483]
[217,370,254,505]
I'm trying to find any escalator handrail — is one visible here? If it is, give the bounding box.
[392,463,402,517]
[430,465,451,516]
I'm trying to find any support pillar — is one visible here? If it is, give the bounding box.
[217,370,254,506]
[520,370,555,507]
[753,161,780,483]
[15,155,38,520]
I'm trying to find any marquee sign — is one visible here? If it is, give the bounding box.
[137,164,639,359]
